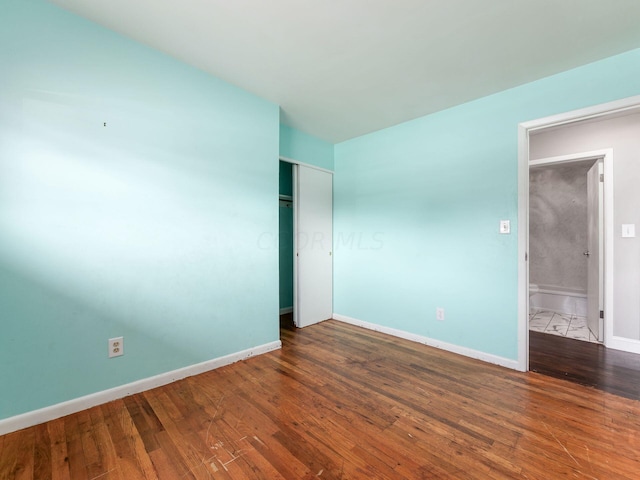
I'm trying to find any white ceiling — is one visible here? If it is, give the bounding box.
[50,0,640,143]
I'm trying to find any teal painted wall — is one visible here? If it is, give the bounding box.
[279,161,294,310]
[280,124,334,170]
[334,48,640,361]
[279,160,294,196]
[0,0,279,419]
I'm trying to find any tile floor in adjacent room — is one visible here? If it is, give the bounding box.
[529,310,600,343]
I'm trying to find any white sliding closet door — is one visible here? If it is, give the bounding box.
[294,164,333,328]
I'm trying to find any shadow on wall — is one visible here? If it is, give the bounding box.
[0,97,276,420]
[0,260,203,419]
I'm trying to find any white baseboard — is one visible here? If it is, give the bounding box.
[534,284,586,297]
[530,289,587,317]
[0,340,281,436]
[279,307,293,315]
[606,336,640,355]
[333,313,519,371]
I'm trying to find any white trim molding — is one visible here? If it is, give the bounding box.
[0,340,281,436]
[333,314,519,370]
[607,336,640,356]
[279,155,334,174]
[520,95,640,134]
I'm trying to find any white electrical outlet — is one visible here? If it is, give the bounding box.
[436,307,445,321]
[108,337,124,358]
[499,220,510,234]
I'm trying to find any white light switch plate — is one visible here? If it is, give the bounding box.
[499,220,510,234]
[622,224,636,238]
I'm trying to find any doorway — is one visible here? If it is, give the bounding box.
[279,158,333,329]
[518,96,640,372]
[279,161,294,327]
[528,153,606,345]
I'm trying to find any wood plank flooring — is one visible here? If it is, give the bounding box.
[2,319,640,479]
[530,330,640,400]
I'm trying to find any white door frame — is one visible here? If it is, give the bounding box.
[529,150,612,341]
[517,95,640,372]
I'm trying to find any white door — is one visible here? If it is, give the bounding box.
[586,161,604,341]
[294,165,333,328]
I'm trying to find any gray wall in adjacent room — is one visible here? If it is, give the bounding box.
[529,162,592,294]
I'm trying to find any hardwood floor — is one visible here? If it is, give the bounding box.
[2,320,640,479]
[530,330,640,400]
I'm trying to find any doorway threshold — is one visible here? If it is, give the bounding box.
[529,331,640,400]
